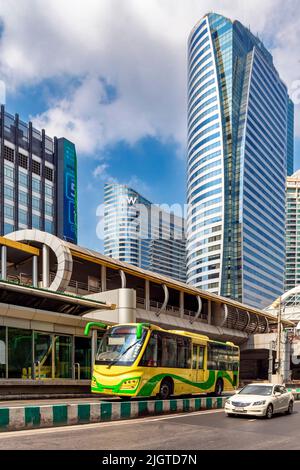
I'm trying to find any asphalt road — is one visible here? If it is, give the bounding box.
[0,402,300,450]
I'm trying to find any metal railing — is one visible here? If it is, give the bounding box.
[136,297,208,322]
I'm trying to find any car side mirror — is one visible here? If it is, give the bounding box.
[275,392,281,397]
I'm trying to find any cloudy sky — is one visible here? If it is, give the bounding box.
[0,0,299,250]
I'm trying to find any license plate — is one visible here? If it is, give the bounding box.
[233,408,246,413]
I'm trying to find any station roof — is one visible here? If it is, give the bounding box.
[67,242,293,327]
[0,280,115,316]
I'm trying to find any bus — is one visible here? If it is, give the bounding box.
[85,322,239,399]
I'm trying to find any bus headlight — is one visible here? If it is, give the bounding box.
[120,379,140,390]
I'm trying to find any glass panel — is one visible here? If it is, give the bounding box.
[0,326,6,378]
[74,337,91,380]
[198,346,204,369]
[8,328,33,378]
[34,332,53,379]
[192,345,197,369]
[55,335,72,378]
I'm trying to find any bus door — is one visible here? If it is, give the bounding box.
[192,344,205,383]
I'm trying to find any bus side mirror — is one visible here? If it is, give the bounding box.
[136,323,151,340]
[84,322,107,336]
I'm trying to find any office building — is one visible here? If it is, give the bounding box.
[104,184,186,282]
[186,13,294,308]
[0,104,77,243]
[285,170,300,291]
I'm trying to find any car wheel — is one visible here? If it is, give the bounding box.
[265,404,273,419]
[286,401,294,415]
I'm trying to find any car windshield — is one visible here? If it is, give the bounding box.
[95,326,146,366]
[239,385,273,396]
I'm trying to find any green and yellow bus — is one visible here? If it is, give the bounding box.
[85,322,239,399]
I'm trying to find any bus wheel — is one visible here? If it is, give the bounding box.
[158,379,173,400]
[214,379,223,396]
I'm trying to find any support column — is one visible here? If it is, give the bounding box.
[1,245,7,280]
[179,291,184,318]
[207,300,212,324]
[32,255,38,287]
[118,289,136,323]
[145,279,150,310]
[42,244,50,288]
[101,265,107,292]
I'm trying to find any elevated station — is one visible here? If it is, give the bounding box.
[0,230,292,396]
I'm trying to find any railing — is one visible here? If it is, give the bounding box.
[136,297,208,322]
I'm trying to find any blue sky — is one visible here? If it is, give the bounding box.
[0,0,299,251]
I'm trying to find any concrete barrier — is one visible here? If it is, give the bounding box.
[0,396,227,432]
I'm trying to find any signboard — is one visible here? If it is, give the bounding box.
[63,139,78,244]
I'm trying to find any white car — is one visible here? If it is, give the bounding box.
[225,383,294,419]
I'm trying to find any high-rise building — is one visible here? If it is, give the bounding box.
[186,13,294,309]
[104,184,186,282]
[0,105,78,243]
[285,171,300,291]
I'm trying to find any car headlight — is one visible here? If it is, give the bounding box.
[225,400,231,405]
[252,400,266,406]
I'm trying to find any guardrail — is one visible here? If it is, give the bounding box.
[0,396,226,432]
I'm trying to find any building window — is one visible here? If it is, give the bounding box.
[45,220,54,234]
[4,146,14,163]
[44,166,53,181]
[19,191,28,206]
[32,196,40,211]
[19,209,28,225]
[45,183,53,198]
[45,203,53,216]
[32,177,41,193]
[18,153,28,169]
[4,223,14,234]
[4,186,14,201]
[19,171,28,188]
[4,204,14,219]
[32,160,41,175]
[32,214,40,229]
[8,328,33,378]
[4,165,14,180]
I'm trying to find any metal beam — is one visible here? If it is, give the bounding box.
[156,284,169,317]
[0,236,40,256]
[190,295,202,324]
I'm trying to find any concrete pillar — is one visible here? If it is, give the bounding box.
[180,291,184,318]
[145,279,150,310]
[32,255,38,287]
[118,288,136,323]
[1,246,7,280]
[207,300,212,324]
[101,265,107,292]
[42,244,50,288]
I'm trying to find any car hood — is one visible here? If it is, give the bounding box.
[230,394,270,402]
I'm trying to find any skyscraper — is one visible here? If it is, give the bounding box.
[186,13,294,309]
[104,184,186,282]
[0,105,78,244]
[285,171,300,292]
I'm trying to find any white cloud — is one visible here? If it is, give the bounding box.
[0,0,299,154]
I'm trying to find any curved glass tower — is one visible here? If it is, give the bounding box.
[186,13,294,308]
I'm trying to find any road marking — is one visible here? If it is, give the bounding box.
[0,408,225,439]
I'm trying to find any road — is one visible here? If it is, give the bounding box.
[0,402,299,450]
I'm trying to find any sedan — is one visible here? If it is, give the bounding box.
[225,383,294,419]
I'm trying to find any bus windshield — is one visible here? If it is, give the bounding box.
[95,326,147,366]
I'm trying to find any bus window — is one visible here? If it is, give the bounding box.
[192,345,197,369]
[177,337,191,368]
[140,332,158,367]
[198,346,204,369]
[161,335,177,368]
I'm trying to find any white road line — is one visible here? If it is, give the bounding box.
[0,408,225,439]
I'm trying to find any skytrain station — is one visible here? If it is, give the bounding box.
[0,229,294,397]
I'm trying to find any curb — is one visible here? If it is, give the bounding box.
[0,396,226,432]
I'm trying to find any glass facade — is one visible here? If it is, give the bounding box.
[187,13,293,308]
[0,325,95,380]
[0,106,77,243]
[104,184,187,282]
[285,171,300,291]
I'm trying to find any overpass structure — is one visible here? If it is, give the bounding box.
[0,229,292,395]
